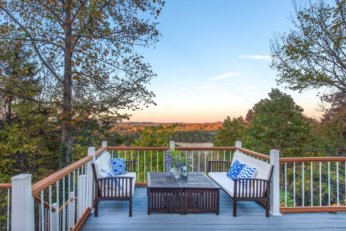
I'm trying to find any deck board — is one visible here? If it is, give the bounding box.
[82,187,346,231]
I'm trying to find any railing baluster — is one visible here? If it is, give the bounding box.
[156,151,159,172]
[144,151,146,182]
[191,150,194,172]
[56,181,59,231]
[150,151,153,172]
[319,162,322,206]
[49,185,53,231]
[137,151,140,181]
[7,188,11,231]
[223,150,225,161]
[163,151,165,172]
[310,162,313,207]
[328,161,331,206]
[204,151,207,173]
[131,150,133,161]
[302,162,305,207]
[198,151,200,172]
[63,176,66,231]
[336,162,339,206]
[76,168,80,220]
[293,162,296,207]
[284,162,287,207]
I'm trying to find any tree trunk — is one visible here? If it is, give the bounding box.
[61,0,73,166]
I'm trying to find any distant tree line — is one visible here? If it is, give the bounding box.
[214,89,345,157]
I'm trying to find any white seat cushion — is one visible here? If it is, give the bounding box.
[208,172,267,198]
[116,172,136,196]
[208,172,235,197]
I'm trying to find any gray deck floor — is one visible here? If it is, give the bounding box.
[82,187,346,231]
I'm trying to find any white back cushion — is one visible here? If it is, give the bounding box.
[94,152,112,178]
[232,151,273,180]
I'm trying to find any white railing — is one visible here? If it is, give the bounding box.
[10,147,104,231]
[280,157,346,213]
[0,183,11,231]
[106,146,237,183]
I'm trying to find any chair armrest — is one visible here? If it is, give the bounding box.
[232,178,271,198]
[208,160,231,173]
[125,160,136,172]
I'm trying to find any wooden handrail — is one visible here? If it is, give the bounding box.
[237,147,270,161]
[32,155,93,195]
[95,147,107,158]
[0,183,11,189]
[105,146,238,151]
[106,146,169,151]
[175,147,237,151]
[281,206,346,213]
[280,156,346,163]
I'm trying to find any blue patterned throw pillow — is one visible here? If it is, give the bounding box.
[226,160,245,179]
[237,165,256,188]
[237,165,256,178]
[110,158,127,175]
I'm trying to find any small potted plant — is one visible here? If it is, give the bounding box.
[171,150,190,179]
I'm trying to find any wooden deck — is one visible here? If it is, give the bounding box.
[82,187,346,231]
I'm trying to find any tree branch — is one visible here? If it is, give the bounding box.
[0,5,63,84]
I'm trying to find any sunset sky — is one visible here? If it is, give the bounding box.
[128,0,324,123]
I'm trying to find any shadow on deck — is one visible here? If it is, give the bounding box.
[82,187,346,231]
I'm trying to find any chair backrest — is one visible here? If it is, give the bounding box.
[232,151,273,180]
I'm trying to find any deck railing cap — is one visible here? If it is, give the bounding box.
[11,173,31,181]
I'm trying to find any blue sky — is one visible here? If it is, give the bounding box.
[129,0,322,123]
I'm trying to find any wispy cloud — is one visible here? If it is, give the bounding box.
[209,72,241,81]
[239,55,271,60]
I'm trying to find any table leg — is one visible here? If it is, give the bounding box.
[147,188,151,215]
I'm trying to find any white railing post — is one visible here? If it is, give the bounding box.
[101,141,108,148]
[11,174,35,231]
[270,149,282,216]
[88,146,96,161]
[235,140,242,148]
[169,141,175,150]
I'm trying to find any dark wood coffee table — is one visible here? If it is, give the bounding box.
[147,172,220,214]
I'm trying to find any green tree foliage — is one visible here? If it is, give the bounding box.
[171,131,215,143]
[320,91,346,155]
[270,0,346,95]
[133,125,175,147]
[0,41,59,182]
[246,89,311,157]
[214,116,246,146]
[0,0,165,165]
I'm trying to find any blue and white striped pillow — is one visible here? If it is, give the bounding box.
[237,165,256,188]
[237,165,256,178]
